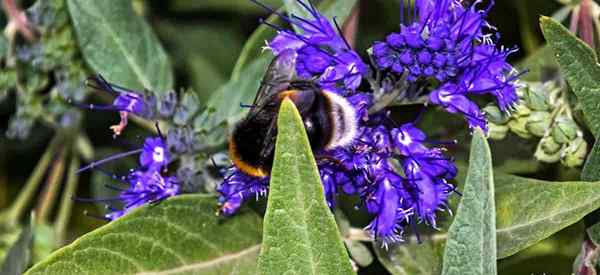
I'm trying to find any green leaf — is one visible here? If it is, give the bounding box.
[67,0,173,92]
[541,16,600,137]
[257,99,355,275]
[495,174,600,258]
[195,57,272,133]
[375,236,445,275]
[377,170,600,274]
[25,195,263,275]
[0,214,33,275]
[583,142,600,184]
[516,45,559,82]
[442,128,496,275]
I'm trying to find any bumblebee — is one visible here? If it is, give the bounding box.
[229,50,358,177]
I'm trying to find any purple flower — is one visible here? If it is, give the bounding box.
[105,170,180,220]
[140,137,170,171]
[371,0,522,131]
[81,75,156,136]
[217,167,269,216]
[254,0,368,93]
[75,134,180,220]
[218,0,461,247]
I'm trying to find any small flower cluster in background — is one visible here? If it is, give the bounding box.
[487,81,589,167]
[219,0,522,246]
[77,136,180,220]
[73,75,217,219]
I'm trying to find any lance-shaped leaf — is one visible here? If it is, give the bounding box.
[495,174,600,258]
[442,128,496,275]
[25,195,262,275]
[258,99,355,275]
[541,16,600,138]
[0,214,33,275]
[68,0,173,92]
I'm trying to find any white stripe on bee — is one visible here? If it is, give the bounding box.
[323,91,358,149]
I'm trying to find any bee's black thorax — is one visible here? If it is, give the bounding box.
[230,85,338,176]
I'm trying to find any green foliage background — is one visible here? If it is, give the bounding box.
[2,0,600,274]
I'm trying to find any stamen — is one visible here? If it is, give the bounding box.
[76,148,143,174]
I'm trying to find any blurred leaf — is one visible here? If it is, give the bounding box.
[587,222,600,246]
[257,99,355,275]
[67,0,173,92]
[25,195,262,274]
[541,16,600,138]
[517,45,559,82]
[375,236,445,275]
[186,55,226,102]
[32,223,54,264]
[0,214,33,275]
[442,128,497,275]
[495,175,600,258]
[155,22,243,101]
[195,57,271,134]
[345,240,373,267]
[169,0,282,13]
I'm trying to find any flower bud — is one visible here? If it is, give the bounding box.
[552,117,579,144]
[513,104,531,118]
[525,111,552,137]
[535,136,563,163]
[540,135,563,154]
[484,105,510,125]
[488,123,509,140]
[508,117,532,139]
[561,137,588,167]
[522,83,551,111]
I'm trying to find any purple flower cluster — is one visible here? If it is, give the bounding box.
[78,136,180,221]
[320,108,457,244]
[253,0,367,93]
[373,0,522,131]
[218,0,522,245]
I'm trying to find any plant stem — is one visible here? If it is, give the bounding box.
[54,155,80,246]
[5,134,63,225]
[36,147,68,224]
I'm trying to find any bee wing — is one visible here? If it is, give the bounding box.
[252,49,298,107]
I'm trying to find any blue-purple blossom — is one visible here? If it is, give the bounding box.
[371,0,522,131]
[104,170,181,220]
[218,0,468,246]
[82,75,155,136]
[217,168,269,216]
[255,0,368,93]
[140,137,170,171]
[76,135,180,220]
